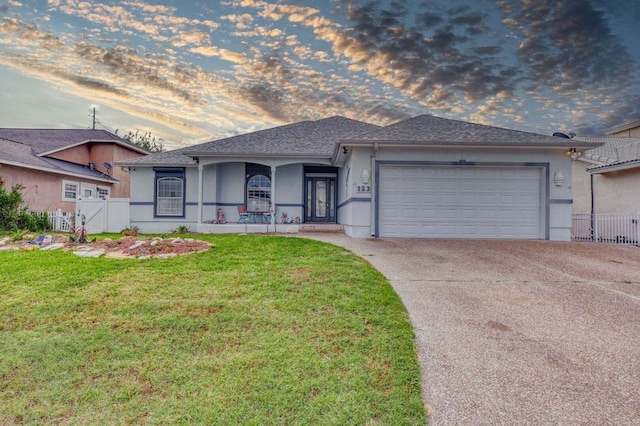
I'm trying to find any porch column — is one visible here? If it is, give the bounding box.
[197,163,203,224]
[271,165,276,226]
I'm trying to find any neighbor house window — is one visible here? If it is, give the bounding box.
[62,180,79,201]
[247,174,271,212]
[97,186,110,198]
[154,168,185,217]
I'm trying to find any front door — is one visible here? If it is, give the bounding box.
[305,177,336,222]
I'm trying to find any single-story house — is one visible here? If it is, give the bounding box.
[0,129,148,212]
[116,115,599,240]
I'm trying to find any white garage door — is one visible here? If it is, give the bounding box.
[379,165,543,239]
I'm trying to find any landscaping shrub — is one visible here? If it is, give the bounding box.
[0,176,51,232]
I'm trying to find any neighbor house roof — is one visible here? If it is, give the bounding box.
[0,128,142,182]
[0,128,148,156]
[338,114,602,148]
[605,117,640,135]
[117,116,380,166]
[573,136,640,173]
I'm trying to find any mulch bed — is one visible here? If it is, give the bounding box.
[0,234,213,258]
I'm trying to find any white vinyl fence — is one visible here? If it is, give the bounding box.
[572,213,640,245]
[76,197,130,234]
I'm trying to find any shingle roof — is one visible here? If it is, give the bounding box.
[0,138,116,182]
[573,136,640,171]
[344,114,601,147]
[118,116,380,166]
[116,146,198,166]
[186,116,379,156]
[0,128,145,155]
[0,128,139,181]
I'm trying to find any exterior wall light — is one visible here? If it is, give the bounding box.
[553,171,564,186]
[361,169,370,185]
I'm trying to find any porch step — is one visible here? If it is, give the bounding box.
[298,223,344,233]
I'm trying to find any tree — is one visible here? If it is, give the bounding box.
[115,129,165,153]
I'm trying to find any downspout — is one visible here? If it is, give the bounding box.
[370,143,378,237]
[197,162,203,226]
[590,173,595,241]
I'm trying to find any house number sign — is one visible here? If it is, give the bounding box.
[356,185,371,193]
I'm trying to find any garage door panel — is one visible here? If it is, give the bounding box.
[379,166,543,239]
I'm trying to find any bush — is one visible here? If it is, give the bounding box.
[18,210,51,232]
[0,177,24,231]
[0,177,51,232]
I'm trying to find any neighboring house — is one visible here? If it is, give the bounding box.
[0,129,148,212]
[117,115,598,240]
[606,117,640,138]
[571,135,640,215]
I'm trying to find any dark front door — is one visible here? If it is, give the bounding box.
[305,177,336,222]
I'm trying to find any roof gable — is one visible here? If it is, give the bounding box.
[0,138,117,182]
[119,116,379,166]
[185,116,379,156]
[605,117,640,135]
[0,128,147,155]
[0,128,135,182]
[345,114,599,147]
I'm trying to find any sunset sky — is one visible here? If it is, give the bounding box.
[1,0,638,149]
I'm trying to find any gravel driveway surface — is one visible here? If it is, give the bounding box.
[303,236,640,425]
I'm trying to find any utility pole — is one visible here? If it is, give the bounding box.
[92,107,96,130]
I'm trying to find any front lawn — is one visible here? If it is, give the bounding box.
[0,234,425,424]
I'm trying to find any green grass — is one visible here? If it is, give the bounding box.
[0,234,425,425]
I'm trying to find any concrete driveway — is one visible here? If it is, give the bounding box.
[303,236,640,425]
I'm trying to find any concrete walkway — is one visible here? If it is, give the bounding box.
[302,235,640,425]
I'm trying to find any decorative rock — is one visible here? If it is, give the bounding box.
[0,246,15,252]
[73,249,105,257]
[0,237,10,245]
[150,240,159,246]
[171,238,183,244]
[138,255,152,260]
[105,251,130,259]
[155,253,177,259]
[40,243,65,251]
[127,241,145,250]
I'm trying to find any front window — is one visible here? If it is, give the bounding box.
[247,174,271,212]
[154,168,185,217]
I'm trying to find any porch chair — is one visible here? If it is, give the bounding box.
[237,205,251,223]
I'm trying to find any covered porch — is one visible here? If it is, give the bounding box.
[192,157,340,231]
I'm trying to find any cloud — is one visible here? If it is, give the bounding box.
[189,45,249,64]
[498,0,634,95]
[3,0,638,146]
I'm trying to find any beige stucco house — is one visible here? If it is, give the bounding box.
[571,117,640,215]
[606,117,640,138]
[0,129,148,212]
[570,117,640,243]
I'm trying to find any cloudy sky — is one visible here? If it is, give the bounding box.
[1,0,638,149]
